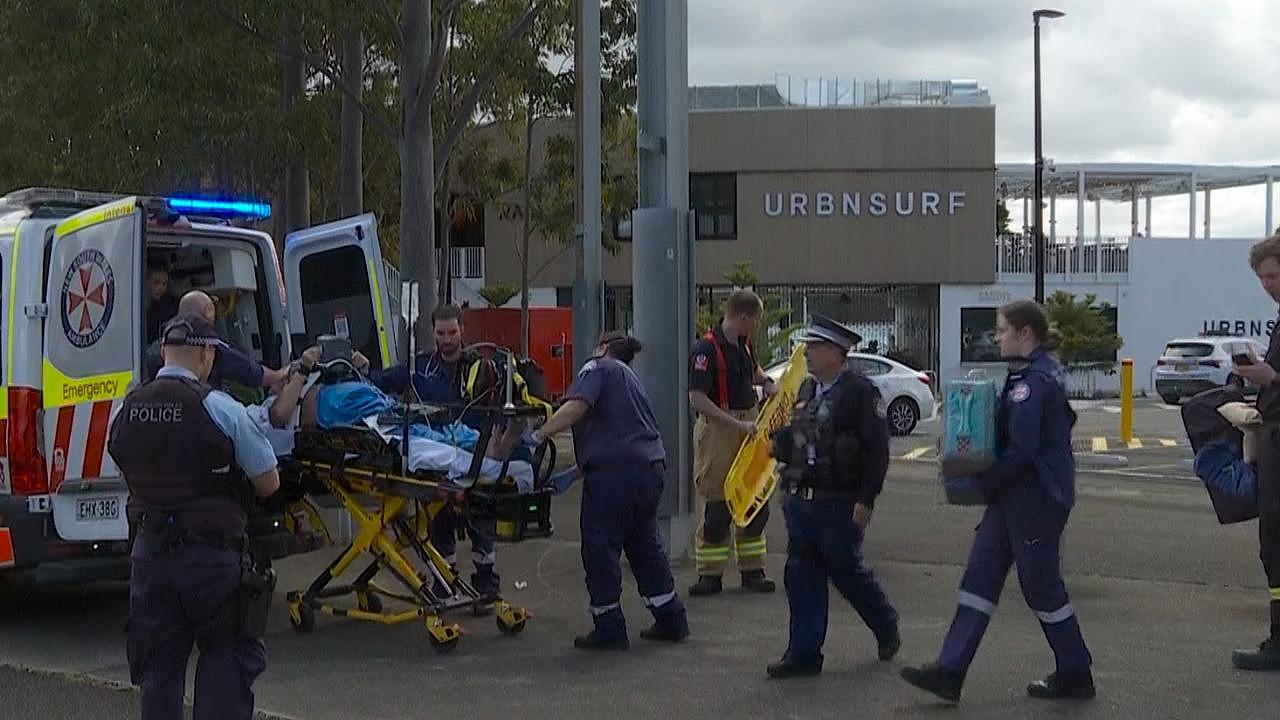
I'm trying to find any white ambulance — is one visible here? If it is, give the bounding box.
[0,188,400,583]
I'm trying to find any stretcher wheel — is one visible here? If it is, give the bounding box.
[289,601,315,634]
[357,592,383,614]
[426,616,462,654]
[496,614,527,636]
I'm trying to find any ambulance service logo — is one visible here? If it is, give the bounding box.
[61,249,116,349]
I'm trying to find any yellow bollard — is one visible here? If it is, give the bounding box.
[1120,358,1134,444]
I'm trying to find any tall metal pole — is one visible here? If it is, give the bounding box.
[1033,16,1045,303]
[573,0,603,371]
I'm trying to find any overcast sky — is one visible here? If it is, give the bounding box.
[688,0,1280,238]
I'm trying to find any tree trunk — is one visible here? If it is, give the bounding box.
[520,106,535,358]
[338,24,364,217]
[400,0,438,351]
[438,158,453,304]
[281,7,310,236]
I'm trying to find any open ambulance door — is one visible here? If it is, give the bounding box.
[42,197,144,542]
[283,214,399,370]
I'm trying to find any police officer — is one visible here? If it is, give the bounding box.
[532,333,690,650]
[1231,233,1280,670]
[767,315,900,678]
[901,300,1094,703]
[108,314,281,720]
[688,289,778,596]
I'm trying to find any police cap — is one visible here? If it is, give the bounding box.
[161,313,227,349]
[799,314,861,351]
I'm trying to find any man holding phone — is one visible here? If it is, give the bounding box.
[1231,235,1280,670]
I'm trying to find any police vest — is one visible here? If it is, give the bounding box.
[702,331,754,410]
[108,376,252,540]
[781,375,862,493]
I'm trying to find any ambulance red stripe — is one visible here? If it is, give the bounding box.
[81,400,112,479]
[49,406,75,491]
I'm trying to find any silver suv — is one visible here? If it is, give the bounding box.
[1154,336,1265,404]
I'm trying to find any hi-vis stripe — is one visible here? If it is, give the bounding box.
[49,399,121,492]
[55,196,138,237]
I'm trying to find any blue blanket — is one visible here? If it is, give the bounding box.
[317,381,481,451]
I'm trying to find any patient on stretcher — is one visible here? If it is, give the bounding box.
[253,351,536,492]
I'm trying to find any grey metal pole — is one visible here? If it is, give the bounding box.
[1033,15,1045,304]
[573,0,603,371]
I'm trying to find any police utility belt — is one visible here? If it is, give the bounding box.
[784,484,860,501]
[139,514,277,639]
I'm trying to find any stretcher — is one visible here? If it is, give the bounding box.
[281,400,556,653]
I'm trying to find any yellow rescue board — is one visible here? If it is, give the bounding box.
[725,344,808,528]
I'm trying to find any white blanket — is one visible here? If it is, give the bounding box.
[368,420,534,493]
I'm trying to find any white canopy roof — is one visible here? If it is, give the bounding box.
[996,163,1280,201]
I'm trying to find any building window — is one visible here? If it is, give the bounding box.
[959,307,1001,363]
[690,173,737,240]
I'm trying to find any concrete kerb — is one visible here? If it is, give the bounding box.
[1077,452,1130,468]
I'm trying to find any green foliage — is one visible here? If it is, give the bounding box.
[698,261,801,367]
[479,282,520,307]
[997,200,1012,235]
[1044,291,1123,369]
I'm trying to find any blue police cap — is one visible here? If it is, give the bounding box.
[799,314,861,351]
[161,313,227,349]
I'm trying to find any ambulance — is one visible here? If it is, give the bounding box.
[0,187,400,583]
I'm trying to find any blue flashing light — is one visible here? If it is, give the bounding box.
[166,196,271,220]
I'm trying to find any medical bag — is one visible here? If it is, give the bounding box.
[940,371,998,477]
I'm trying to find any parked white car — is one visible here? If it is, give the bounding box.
[765,352,936,436]
[1153,335,1264,404]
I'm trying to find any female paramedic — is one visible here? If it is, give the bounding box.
[531,333,690,650]
[900,300,1094,703]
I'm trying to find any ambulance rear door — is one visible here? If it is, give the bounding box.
[283,214,399,369]
[42,197,143,542]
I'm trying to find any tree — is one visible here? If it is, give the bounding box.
[479,282,519,307]
[1044,291,1123,370]
[997,200,1012,235]
[699,261,801,367]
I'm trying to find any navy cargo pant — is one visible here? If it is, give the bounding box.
[432,509,500,594]
[938,499,1092,677]
[782,493,898,666]
[128,536,266,720]
[581,461,689,640]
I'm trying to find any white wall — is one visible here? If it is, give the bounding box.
[939,237,1276,395]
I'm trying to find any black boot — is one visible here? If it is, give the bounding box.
[687,575,723,597]
[877,626,902,662]
[1027,671,1096,700]
[640,621,690,643]
[741,569,776,593]
[1232,601,1280,671]
[900,663,964,703]
[767,657,823,679]
[573,630,630,651]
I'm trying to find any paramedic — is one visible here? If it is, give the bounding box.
[900,300,1093,703]
[766,315,899,679]
[370,303,508,599]
[688,289,778,597]
[532,333,690,650]
[145,260,178,344]
[108,314,281,720]
[1231,234,1280,670]
[178,291,287,390]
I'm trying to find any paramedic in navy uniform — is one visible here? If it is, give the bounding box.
[767,315,900,679]
[108,314,281,720]
[532,333,690,650]
[900,300,1094,703]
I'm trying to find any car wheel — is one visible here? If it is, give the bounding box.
[887,397,919,436]
[1159,393,1179,405]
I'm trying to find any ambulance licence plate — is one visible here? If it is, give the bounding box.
[76,497,120,522]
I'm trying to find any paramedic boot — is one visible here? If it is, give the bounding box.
[767,656,823,679]
[741,569,776,593]
[1027,671,1097,700]
[1233,602,1280,670]
[687,575,722,597]
[900,663,964,703]
[640,600,690,643]
[576,606,629,651]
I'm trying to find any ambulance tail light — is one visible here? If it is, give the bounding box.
[7,387,47,496]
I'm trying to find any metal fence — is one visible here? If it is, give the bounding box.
[995,234,1130,276]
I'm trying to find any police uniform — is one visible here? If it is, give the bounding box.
[108,316,279,720]
[689,324,773,594]
[1237,311,1280,670]
[370,351,501,596]
[767,316,899,679]
[561,353,688,649]
[901,345,1094,702]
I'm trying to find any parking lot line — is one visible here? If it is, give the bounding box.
[1092,437,1109,453]
[902,447,931,461]
[1127,438,1144,449]
[1159,438,1178,447]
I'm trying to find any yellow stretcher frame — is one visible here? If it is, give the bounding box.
[724,344,809,528]
[284,433,533,653]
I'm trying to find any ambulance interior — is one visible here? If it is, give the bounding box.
[145,232,283,377]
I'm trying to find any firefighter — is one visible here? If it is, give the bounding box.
[767,315,900,678]
[108,314,281,720]
[900,300,1094,703]
[1231,234,1280,670]
[688,289,778,596]
[532,333,689,649]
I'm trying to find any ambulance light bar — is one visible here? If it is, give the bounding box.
[165,196,271,220]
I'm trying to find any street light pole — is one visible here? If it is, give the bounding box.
[1033,8,1064,305]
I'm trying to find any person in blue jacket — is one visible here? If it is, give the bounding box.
[901,299,1094,703]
